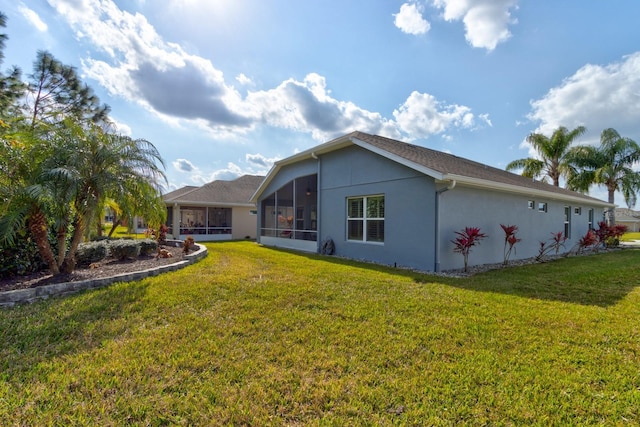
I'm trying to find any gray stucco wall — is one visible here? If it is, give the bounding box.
[437,185,605,270]
[319,146,436,271]
[257,145,608,273]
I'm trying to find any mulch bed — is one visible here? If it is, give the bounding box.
[0,245,185,293]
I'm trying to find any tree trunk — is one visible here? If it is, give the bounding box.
[108,218,122,237]
[27,207,60,275]
[60,215,85,274]
[607,186,616,225]
[56,225,67,268]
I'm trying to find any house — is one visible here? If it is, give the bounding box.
[615,208,640,232]
[164,174,264,241]
[250,131,613,272]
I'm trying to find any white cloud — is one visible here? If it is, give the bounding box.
[393,91,483,139]
[394,3,430,35]
[173,158,197,172]
[246,153,279,170]
[528,52,640,139]
[432,0,518,50]
[18,3,48,32]
[48,0,488,144]
[236,73,253,86]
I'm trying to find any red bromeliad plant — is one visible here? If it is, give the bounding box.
[500,224,521,266]
[451,227,488,272]
[577,229,599,253]
[536,231,568,262]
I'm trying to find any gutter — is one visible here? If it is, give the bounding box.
[434,180,456,272]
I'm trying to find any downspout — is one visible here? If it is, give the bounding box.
[434,180,456,272]
[311,152,321,251]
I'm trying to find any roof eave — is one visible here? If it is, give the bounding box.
[443,174,614,207]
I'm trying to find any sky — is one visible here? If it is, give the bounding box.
[1,0,640,204]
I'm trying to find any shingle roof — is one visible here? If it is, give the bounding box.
[164,175,264,206]
[252,131,612,207]
[163,186,198,200]
[348,131,609,205]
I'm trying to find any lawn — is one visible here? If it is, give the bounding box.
[1,241,639,425]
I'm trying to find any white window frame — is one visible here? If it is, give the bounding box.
[538,202,548,213]
[564,206,571,239]
[347,195,385,244]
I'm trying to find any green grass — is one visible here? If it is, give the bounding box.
[1,242,639,425]
[621,232,640,242]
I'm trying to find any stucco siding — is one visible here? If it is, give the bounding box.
[437,186,605,270]
[232,206,258,240]
[319,146,437,271]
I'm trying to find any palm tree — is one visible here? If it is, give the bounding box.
[566,128,640,223]
[52,122,166,273]
[506,126,587,186]
[0,124,62,275]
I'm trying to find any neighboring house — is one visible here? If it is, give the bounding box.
[251,131,613,272]
[615,208,640,232]
[164,175,264,241]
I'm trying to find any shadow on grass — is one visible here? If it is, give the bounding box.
[258,244,640,308]
[0,281,150,375]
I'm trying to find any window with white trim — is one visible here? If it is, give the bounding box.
[528,200,535,209]
[347,195,385,243]
[588,208,594,230]
[574,207,582,215]
[538,202,547,213]
[564,206,571,238]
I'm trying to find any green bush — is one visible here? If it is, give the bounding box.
[76,241,109,266]
[108,239,141,260]
[139,239,158,256]
[0,235,46,278]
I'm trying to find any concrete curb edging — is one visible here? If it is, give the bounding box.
[0,242,208,308]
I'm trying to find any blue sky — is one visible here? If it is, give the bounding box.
[2,1,640,203]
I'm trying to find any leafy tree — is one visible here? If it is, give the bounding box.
[506,126,587,186]
[566,128,640,223]
[24,50,110,127]
[0,12,26,121]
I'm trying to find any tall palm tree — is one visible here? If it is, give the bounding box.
[506,126,587,186]
[566,128,640,223]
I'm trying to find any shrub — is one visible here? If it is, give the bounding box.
[108,239,141,260]
[595,222,628,248]
[451,227,487,272]
[0,235,46,278]
[536,231,567,262]
[76,241,109,265]
[576,229,599,254]
[139,238,158,256]
[183,236,195,254]
[500,224,521,266]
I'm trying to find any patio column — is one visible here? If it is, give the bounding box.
[173,203,180,238]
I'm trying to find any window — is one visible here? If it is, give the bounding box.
[538,202,547,213]
[564,206,571,238]
[528,200,535,210]
[347,195,385,243]
[588,208,594,230]
[574,207,582,215]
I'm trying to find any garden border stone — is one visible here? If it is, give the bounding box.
[0,241,207,307]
